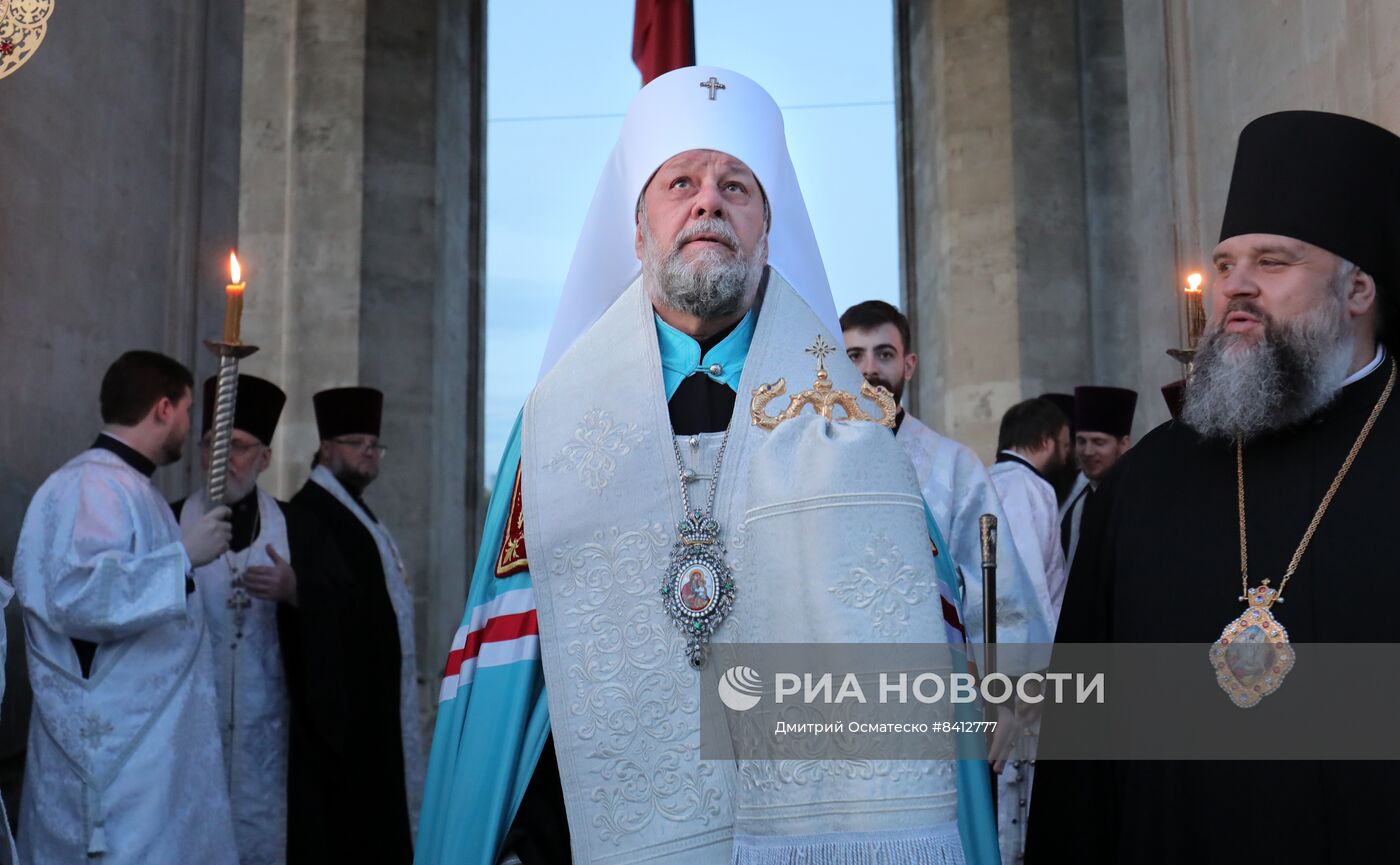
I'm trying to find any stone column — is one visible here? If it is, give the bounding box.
[897,0,1025,460]
[237,0,486,724]
[897,0,1149,453]
[238,0,367,493]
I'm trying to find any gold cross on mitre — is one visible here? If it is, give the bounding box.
[751,335,898,430]
[700,76,726,100]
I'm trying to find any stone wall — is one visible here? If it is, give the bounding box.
[0,0,482,806]
[898,0,1025,458]
[0,0,246,812]
[237,0,485,728]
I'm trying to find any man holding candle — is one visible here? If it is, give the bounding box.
[1028,111,1400,863]
[11,350,238,864]
[173,373,353,865]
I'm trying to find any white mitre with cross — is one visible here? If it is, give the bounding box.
[539,65,840,376]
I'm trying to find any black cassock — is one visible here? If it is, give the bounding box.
[284,480,413,865]
[1027,356,1400,864]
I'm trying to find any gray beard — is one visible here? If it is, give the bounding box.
[641,217,766,320]
[1182,297,1354,441]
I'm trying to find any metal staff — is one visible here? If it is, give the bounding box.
[203,340,258,503]
[979,513,999,825]
[980,514,998,675]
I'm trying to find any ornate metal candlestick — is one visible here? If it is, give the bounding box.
[205,252,256,504]
[203,340,258,504]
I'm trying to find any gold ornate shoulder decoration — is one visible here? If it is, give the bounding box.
[750,335,898,430]
[1,1,54,81]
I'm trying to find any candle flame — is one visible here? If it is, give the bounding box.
[1185,272,1203,293]
[229,251,242,285]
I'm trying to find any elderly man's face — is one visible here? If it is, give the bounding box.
[634,150,770,329]
[1209,233,1371,343]
[636,149,768,267]
[201,428,271,502]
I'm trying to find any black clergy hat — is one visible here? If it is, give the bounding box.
[1038,392,1076,432]
[1074,386,1137,438]
[1161,379,1186,421]
[314,386,383,439]
[1219,111,1400,337]
[201,374,286,445]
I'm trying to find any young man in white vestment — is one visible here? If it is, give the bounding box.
[986,397,1073,862]
[417,67,1046,865]
[989,398,1072,626]
[841,300,1049,642]
[12,350,238,863]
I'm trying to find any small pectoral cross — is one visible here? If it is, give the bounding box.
[228,589,252,634]
[700,76,726,100]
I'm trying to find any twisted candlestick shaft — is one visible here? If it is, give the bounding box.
[979,513,998,671]
[206,354,238,504]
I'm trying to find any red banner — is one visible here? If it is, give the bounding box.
[632,0,696,85]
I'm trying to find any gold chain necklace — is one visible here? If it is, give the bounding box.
[1211,357,1395,707]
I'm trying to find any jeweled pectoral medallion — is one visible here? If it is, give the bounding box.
[1209,582,1294,708]
[660,512,735,670]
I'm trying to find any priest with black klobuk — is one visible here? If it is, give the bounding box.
[1027,110,1400,863]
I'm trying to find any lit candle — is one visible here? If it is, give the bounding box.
[223,251,246,344]
[1184,272,1206,349]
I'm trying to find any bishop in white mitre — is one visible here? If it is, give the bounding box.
[12,350,238,864]
[417,68,1006,865]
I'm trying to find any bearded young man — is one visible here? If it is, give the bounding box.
[1027,111,1400,863]
[417,68,1018,865]
[842,300,1047,649]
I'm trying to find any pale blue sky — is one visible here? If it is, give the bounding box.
[485,1,898,482]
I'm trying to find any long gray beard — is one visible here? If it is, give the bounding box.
[641,217,766,320]
[1182,296,1354,441]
